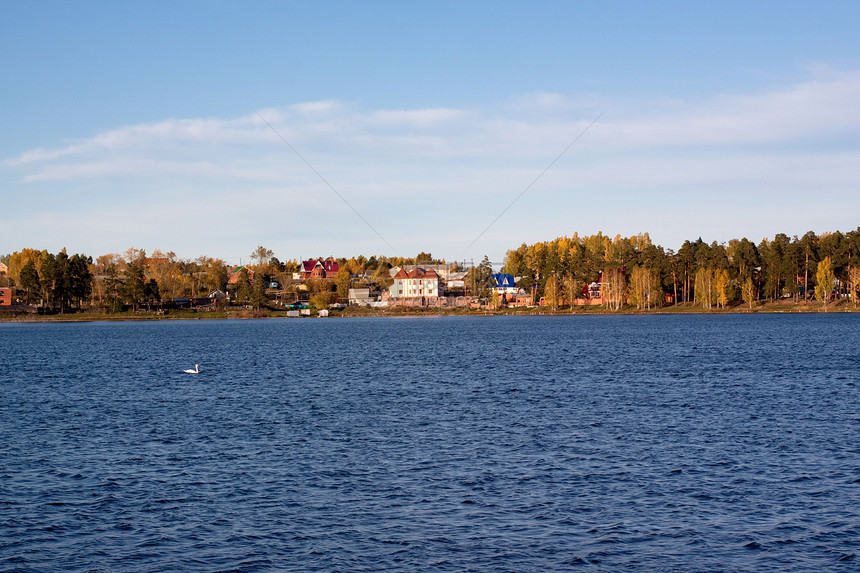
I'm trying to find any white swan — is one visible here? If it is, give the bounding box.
[184,364,199,374]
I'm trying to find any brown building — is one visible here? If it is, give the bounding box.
[227,265,256,285]
[301,259,339,280]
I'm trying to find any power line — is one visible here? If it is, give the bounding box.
[255,111,394,251]
[463,109,605,256]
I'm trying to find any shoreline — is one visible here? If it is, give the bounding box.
[1,299,856,323]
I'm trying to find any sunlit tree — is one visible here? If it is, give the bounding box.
[815,256,834,305]
[544,274,560,310]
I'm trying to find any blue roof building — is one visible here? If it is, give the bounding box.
[490,273,519,294]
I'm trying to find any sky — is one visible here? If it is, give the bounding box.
[2,1,860,267]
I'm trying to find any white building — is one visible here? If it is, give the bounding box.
[389,267,441,298]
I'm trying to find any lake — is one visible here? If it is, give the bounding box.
[1,314,858,571]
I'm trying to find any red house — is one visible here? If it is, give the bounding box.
[227,265,256,285]
[301,259,339,280]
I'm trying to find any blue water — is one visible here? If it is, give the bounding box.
[1,315,858,572]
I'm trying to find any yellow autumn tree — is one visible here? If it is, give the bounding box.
[544,274,561,310]
[694,268,717,309]
[7,248,48,284]
[715,269,731,308]
[815,256,834,304]
[628,265,660,310]
[848,266,860,307]
[741,277,756,309]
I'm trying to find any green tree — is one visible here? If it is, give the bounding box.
[250,275,268,309]
[760,233,790,301]
[676,240,697,304]
[68,253,93,309]
[123,257,146,311]
[728,237,760,303]
[564,272,582,310]
[19,260,40,305]
[466,256,493,297]
[143,278,160,310]
[797,231,818,300]
[39,251,74,312]
[234,268,251,305]
[93,254,124,313]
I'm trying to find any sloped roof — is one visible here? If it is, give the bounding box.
[407,268,439,279]
[302,259,339,274]
[491,273,516,288]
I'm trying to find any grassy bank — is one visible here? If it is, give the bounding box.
[2,298,856,323]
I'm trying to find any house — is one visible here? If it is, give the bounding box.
[389,267,441,298]
[443,271,468,291]
[348,288,377,306]
[504,291,533,307]
[208,289,228,302]
[300,259,339,280]
[490,273,518,295]
[227,265,255,285]
[0,287,12,306]
[0,261,8,279]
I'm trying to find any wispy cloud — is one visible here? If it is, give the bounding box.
[10,70,860,179]
[595,69,860,149]
[4,69,860,260]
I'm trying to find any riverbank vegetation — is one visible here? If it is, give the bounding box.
[1,229,859,319]
[502,230,860,310]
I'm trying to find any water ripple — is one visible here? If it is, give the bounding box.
[1,315,859,571]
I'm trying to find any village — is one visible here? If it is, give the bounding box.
[0,256,615,315]
[3,228,858,317]
[219,258,612,315]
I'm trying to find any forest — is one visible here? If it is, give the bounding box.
[501,230,860,309]
[1,229,859,313]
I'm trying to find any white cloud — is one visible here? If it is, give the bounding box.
[368,107,465,126]
[594,69,860,149]
[4,69,860,261]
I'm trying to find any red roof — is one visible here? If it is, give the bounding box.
[395,268,440,280]
[302,259,339,275]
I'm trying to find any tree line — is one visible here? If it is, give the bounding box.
[2,229,859,312]
[0,246,456,313]
[501,229,860,309]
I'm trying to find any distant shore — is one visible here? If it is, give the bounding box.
[1,299,856,323]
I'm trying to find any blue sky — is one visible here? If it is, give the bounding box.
[3,1,860,266]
